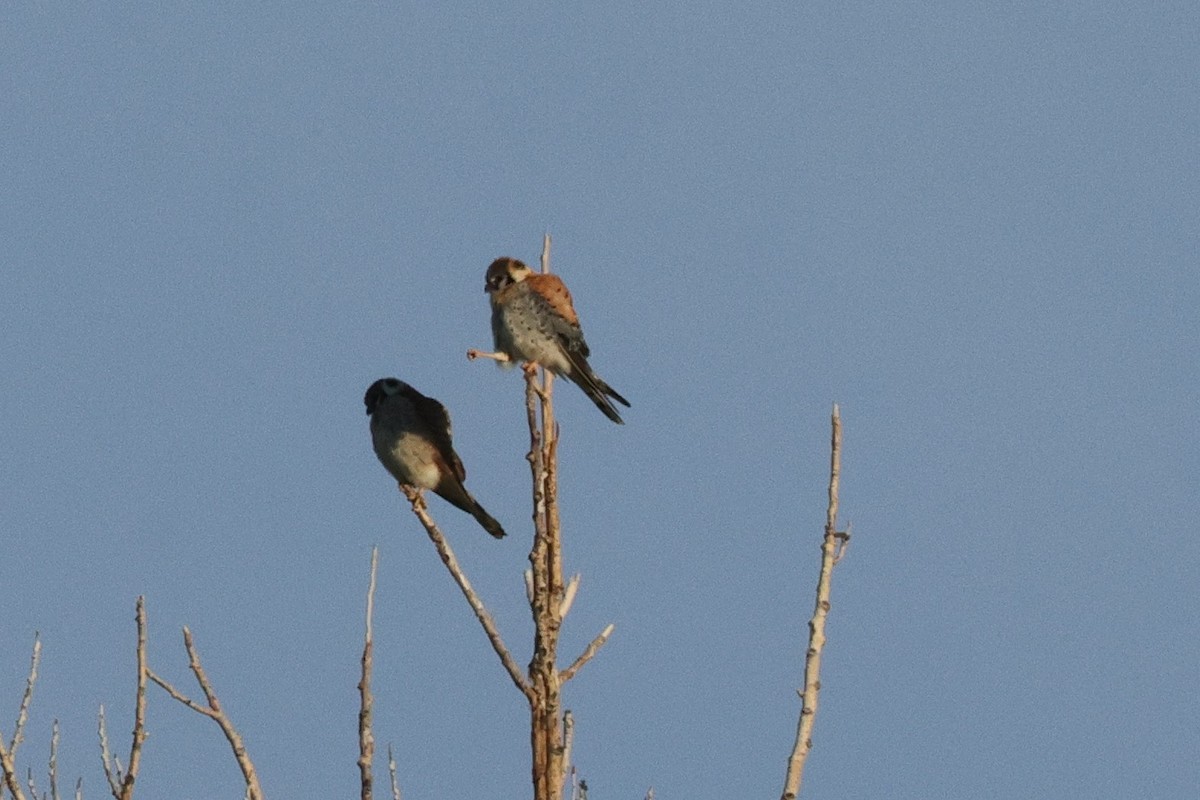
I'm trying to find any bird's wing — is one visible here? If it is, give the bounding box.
[525,273,591,357]
[412,393,467,482]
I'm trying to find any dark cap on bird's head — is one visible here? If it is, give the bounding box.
[485,257,531,293]
[364,377,407,416]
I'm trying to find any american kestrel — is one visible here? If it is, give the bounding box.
[484,257,630,424]
[364,378,506,539]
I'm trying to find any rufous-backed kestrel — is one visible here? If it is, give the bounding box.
[484,257,630,424]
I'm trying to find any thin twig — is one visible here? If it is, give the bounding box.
[32,724,60,800]
[149,628,263,799]
[558,575,581,619]
[359,547,379,800]
[144,672,214,718]
[780,404,845,800]
[97,706,119,797]
[560,710,575,800]
[47,719,60,800]
[402,487,534,701]
[183,628,262,799]
[0,635,37,800]
[386,744,401,800]
[117,597,150,800]
[559,625,616,684]
[9,633,41,756]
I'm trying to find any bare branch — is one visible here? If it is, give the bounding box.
[781,404,846,800]
[559,625,615,684]
[116,597,150,800]
[9,633,41,756]
[150,627,263,800]
[46,719,60,800]
[402,487,533,701]
[558,575,581,619]
[386,744,401,800]
[144,672,214,718]
[0,636,35,800]
[358,547,380,800]
[0,738,26,800]
[560,710,575,800]
[96,706,120,798]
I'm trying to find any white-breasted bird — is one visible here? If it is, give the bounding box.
[485,256,630,424]
[364,377,506,539]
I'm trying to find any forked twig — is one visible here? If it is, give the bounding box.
[146,627,263,799]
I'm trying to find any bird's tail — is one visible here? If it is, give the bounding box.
[436,479,507,539]
[469,503,507,539]
[568,366,630,425]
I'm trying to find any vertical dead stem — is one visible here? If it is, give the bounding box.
[359,547,380,800]
[528,233,565,800]
[781,404,848,800]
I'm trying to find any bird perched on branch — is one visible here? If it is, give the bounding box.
[364,378,506,539]
[484,257,630,424]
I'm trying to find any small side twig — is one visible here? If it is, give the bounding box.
[560,710,575,799]
[780,404,847,800]
[31,719,61,800]
[9,633,41,757]
[97,706,120,797]
[559,625,616,684]
[386,744,401,800]
[402,486,534,702]
[558,575,581,619]
[358,547,379,800]
[146,628,263,800]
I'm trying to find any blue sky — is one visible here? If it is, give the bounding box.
[2,3,1197,798]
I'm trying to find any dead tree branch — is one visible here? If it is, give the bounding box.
[146,627,263,800]
[0,635,39,800]
[401,486,534,701]
[780,404,849,799]
[386,744,401,800]
[359,547,379,800]
[97,598,150,800]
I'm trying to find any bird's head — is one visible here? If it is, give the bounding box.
[484,257,532,294]
[364,377,409,415]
